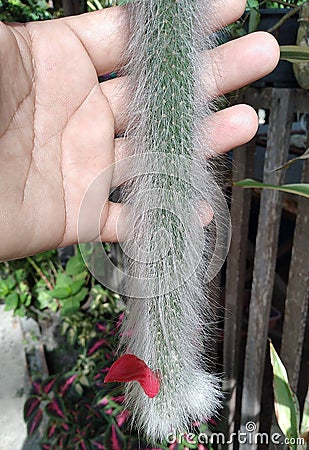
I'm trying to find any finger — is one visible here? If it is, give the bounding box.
[100,202,125,243]
[115,137,129,162]
[101,78,128,134]
[63,0,246,76]
[102,32,279,133]
[210,31,280,97]
[210,0,246,29]
[113,104,258,165]
[209,104,258,153]
[99,198,214,244]
[64,8,129,76]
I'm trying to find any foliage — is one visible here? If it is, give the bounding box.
[229,0,308,39]
[23,301,134,449]
[0,248,216,448]
[280,46,309,64]
[22,266,213,449]
[87,0,118,11]
[87,0,132,11]
[234,178,309,198]
[270,341,309,449]
[234,149,309,198]
[0,0,53,22]
[0,249,92,319]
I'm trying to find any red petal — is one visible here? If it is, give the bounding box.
[104,354,160,398]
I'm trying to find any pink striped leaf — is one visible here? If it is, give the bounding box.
[24,396,40,421]
[46,395,66,420]
[27,408,43,436]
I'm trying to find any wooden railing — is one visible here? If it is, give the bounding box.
[223,87,309,449]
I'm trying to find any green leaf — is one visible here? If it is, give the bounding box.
[0,281,7,296]
[300,387,309,437]
[4,292,19,311]
[14,306,26,317]
[66,255,86,276]
[79,375,90,387]
[55,273,72,288]
[280,46,309,64]
[6,276,16,290]
[20,292,31,307]
[248,8,260,33]
[75,382,83,396]
[247,0,259,7]
[73,287,88,303]
[19,281,29,293]
[270,341,300,449]
[51,286,71,299]
[60,297,80,316]
[14,269,25,284]
[71,279,85,295]
[67,328,77,346]
[234,179,309,198]
[0,282,10,297]
[33,250,56,262]
[37,290,58,311]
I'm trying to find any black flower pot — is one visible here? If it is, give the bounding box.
[253,9,300,88]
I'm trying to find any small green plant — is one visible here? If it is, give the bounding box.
[0,267,31,316]
[0,249,91,319]
[23,304,133,449]
[270,341,309,449]
[234,150,309,198]
[230,0,308,38]
[0,248,216,449]
[87,0,118,11]
[23,283,214,449]
[0,0,53,22]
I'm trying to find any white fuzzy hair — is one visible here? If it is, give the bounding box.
[116,0,224,442]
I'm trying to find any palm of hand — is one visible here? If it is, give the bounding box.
[0,19,114,260]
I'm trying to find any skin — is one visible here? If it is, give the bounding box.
[0,0,280,261]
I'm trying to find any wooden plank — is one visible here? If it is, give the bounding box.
[280,159,309,392]
[239,88,309,113]
[222,140,255,445]
[239,89,294,450]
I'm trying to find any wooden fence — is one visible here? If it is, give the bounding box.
[223,87,309,449]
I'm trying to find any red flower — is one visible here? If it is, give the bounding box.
[104,354,160,398]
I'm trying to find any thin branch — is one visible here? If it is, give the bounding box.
[27,257,54,290]
[267,4,302,33]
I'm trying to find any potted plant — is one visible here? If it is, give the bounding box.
[230,0,309,88]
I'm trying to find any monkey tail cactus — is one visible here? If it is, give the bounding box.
[105,0,229,442]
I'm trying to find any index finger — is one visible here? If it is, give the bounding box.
[63,0,246,76]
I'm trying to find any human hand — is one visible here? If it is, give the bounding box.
[0,1,279,261]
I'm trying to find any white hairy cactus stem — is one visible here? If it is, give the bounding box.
[117,0,223,442]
